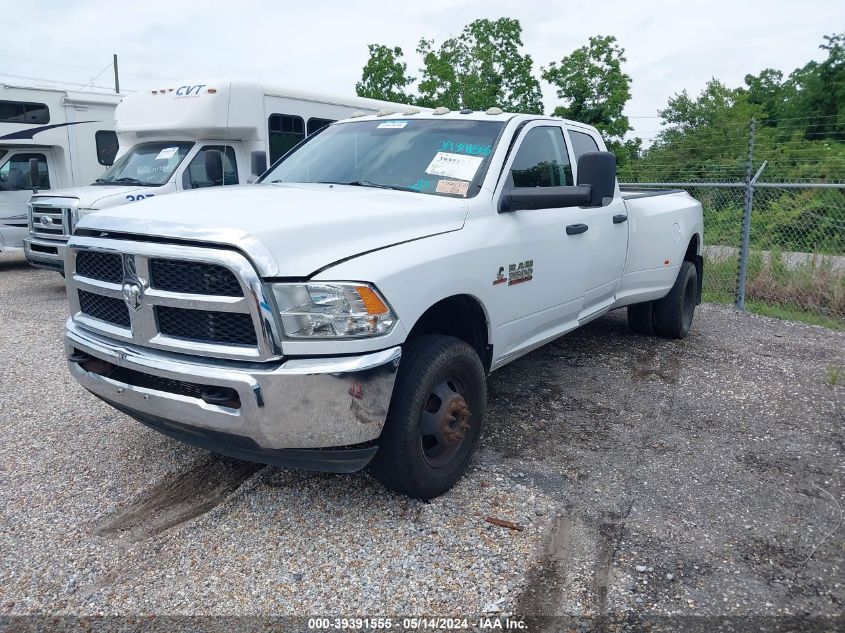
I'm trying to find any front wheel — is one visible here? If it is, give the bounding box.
[371,335,486,500]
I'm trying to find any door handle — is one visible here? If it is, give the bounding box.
[566,223,589,235]
[613,214,628,224]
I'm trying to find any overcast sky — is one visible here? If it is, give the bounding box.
[2,0,842,140]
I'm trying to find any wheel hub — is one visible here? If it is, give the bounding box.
[420,379,473,467]
[442,396,471,444]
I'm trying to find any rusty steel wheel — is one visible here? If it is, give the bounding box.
[420,377,473,468]
[371,334,486,500]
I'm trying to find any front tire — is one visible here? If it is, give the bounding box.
[371,335,486,500]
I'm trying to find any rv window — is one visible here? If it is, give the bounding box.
[95,131,119,166]
[269,114,305,163]
[183,146,239,189]
[307,118,334,136]
[0,100,50,124]
[0,153,50,191]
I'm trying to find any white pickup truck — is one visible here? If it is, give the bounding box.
[63,109,703,499]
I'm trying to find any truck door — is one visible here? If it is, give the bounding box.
[0,150,54,249]
[566,127,628,318]
[492,122,593,357]
[180,144,240,190]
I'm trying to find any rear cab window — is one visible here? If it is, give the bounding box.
[568,129,601,162]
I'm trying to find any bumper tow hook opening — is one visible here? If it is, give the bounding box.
[201,386,241,409]
[70,349,116,377]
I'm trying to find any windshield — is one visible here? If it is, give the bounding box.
[0,150,7,163]
[93,141,193,187]
[262,119,505,198]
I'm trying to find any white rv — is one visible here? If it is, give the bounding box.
[0,84,121,254]
[24,80,416,272]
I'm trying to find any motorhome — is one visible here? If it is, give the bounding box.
[0,84,121,254]
[24,80,417,272]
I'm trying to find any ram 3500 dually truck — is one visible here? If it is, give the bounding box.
[62,109,703,499]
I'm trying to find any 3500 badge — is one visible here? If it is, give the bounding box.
[493,259,534,286]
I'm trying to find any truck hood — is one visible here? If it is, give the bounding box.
[31,185,151,209]
[75,183,469,277]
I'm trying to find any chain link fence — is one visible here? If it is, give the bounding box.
[620,118,845,329]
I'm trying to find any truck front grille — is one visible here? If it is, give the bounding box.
[31,205,70,239]
[76,251,123,283]
[156,306,257,345]
[78,290,131,327]
[149,259,243,297]
[67,241,279,361]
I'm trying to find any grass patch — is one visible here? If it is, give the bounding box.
[701,251,845,330]
[826,365,843,385]
[744,300,845,330]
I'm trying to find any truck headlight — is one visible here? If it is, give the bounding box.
[270,282,396,338]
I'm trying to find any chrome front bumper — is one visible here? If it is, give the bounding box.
[24,237,66,272]
[65,320,401,461]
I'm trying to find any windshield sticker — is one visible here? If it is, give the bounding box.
[425,152,483,182]
[435,179,469,196]
[410,178,432,191]
[155,147,178,160]
[377,120,408,129]
[439,140,492,156]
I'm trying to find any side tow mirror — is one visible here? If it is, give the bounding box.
[576,151,616,207]
[205,149,224,185]
[29,158,40,193]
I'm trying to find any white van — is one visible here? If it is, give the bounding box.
[0,84,121,254]
[24,80,416,272]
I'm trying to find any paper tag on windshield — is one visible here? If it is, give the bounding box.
[377,120,407,129]
[425,151,483,182]
[155,147,178,160]
[436,179,469,196]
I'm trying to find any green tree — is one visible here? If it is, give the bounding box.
[624,79,763,181]
[780,33,845,137]
[542,35,632,143]
[357,20,542,113]
[743,68,785,121]
[355,44,416,104]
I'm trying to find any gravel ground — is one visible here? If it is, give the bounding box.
[1,249,843,630]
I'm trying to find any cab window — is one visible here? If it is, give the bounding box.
[510,126,573,188]
[0,153,50,191]
[183,145,238,189]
